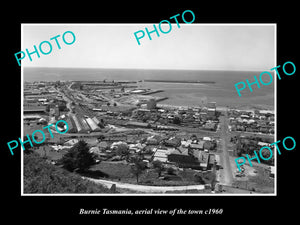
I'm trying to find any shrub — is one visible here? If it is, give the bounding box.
[60,140,94,172]
[24,153,111,193]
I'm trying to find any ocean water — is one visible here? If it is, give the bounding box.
[23,67,274,110]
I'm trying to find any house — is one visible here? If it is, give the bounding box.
[111,141,128,150]
[152,148,170,163]
[259,127,269,133]
[167,148,199,169]
[199,112,207,120]
[132,108,151,117]
[241,114,250,119]
[189,140,205,150]
[85,138,99,147]
[50,145,72,151]
[269,166,275,178]
[246,127,254,132]
[257,141,270,147]
[181,139,192,148]
[203,137,211,141]
[215,154,221,168]
[128,143,144,152]
[143,153,153,161]
[164,137,181,147]
[208,153,216,169]
[204,121,216,130]
[64,139,79,146]
[146,136,159,145]
[198,151,209,170]
[207,108,216,117]
[236,125,246,131]
[89,146,101,155]
[97,141,109,151]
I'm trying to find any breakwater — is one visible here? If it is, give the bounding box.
[144,79,215,84]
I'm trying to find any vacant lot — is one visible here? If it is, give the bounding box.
[90,161,133,180]
[232,166,274,193]
[89,161,215,187]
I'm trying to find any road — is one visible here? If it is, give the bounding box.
[218,110,233,185]
[85,177,205,193]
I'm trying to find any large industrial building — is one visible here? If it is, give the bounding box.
[68,114,101,134]
[85,117,101,132]
[71,114,84,133]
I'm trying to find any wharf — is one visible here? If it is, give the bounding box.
[142,90,164,95]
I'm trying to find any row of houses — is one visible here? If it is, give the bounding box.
[88,133,219,171]
[151,146,220,171]
[228,109,275,134]
[131,108,218,131]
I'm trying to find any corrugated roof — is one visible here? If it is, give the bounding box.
[86,117,101,131]
[153,156,168,162]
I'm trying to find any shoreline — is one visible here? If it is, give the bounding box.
[156,103,274,112]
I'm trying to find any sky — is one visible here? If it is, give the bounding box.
[21,24,275,71]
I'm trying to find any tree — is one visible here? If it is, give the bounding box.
[166,167,175,175]
[60,140,94,172]
[142,115,148,123]
[44,104,49,112]
[152,160,164,177]
[247,145,256,157]
[260,148,273,165]
[98,134,105,141]
[190,134,198,141]
[260,148,271,159]
[236,148,242,157]
[173,116,181,124]
[130,158,146,183]
[234,138,242,156]
[194,172,205,184]
[203,141,213,150]
[115,143,129,157]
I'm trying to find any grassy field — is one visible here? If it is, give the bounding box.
[90,161,132,180]
[88,161,215,187]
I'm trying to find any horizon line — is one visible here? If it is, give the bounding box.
[23,66,270,72]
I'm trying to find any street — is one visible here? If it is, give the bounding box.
[86,177,205,193]
[218,110,233,185]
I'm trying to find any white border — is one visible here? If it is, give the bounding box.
[21,24,24,196]
[21,23,277,196]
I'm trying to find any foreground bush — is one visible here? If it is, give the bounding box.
[24,153,111,193]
